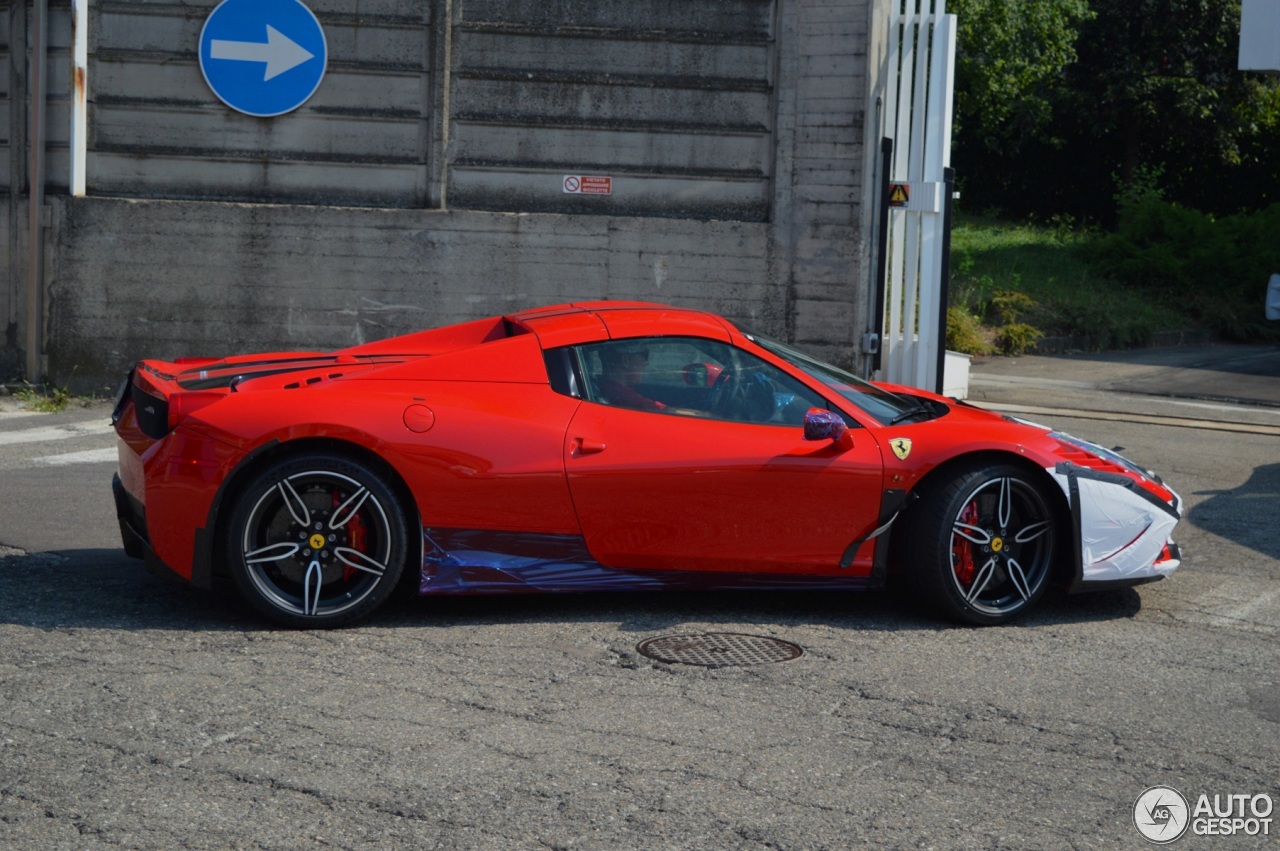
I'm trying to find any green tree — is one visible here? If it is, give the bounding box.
[1064,0,1280,214]
[949,0,1093,156]
[948,0,1093,214]
[950,0,1280,220]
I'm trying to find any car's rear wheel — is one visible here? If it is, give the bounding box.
[903,462,1059,625]
[226,454,408,628]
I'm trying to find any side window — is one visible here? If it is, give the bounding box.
[573,337,828,425]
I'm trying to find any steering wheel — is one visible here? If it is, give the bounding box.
[708,370,745,417]
[743,373,777,422]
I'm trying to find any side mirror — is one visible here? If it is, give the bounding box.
[682,362,724,387]
[803,408,853,449]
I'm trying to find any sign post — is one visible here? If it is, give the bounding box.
[1240,0,1280,73]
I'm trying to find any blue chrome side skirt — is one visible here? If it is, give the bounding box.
[420,528,873,596]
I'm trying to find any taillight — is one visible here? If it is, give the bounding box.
[168,391,223,430]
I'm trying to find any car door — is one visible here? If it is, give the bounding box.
[561,337,884,576]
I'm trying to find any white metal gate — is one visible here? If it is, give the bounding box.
[878,0,956,391]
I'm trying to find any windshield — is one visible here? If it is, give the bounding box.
[747,333,925,425]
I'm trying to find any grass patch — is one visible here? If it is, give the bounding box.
[949,213,1201,352]
[12,383,73,413]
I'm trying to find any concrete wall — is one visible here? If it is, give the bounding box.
[48,198,784,389]
[4,0,884,391]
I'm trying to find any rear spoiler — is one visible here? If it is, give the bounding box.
[114,354,409,439]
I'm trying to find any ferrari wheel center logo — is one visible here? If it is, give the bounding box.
[309,533,326,550]
[991,537,1004,553]
[889,437,912,460]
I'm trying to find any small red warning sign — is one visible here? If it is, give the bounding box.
[888,183,909,207]
[563,175,612,195]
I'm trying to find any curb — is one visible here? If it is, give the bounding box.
[1031,329,1214,355]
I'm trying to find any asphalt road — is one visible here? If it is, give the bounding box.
[1,350,1278,849]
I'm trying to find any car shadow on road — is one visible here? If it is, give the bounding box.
[1187,462,1280,561]
[0,548,1145,633]
[384,583,1145,634]
[0,549,258,632]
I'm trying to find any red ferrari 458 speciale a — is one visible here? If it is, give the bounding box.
[112,302,1182,628]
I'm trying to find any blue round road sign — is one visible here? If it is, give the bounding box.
[199,0,327,118]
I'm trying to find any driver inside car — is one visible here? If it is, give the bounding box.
[597,343,668,412]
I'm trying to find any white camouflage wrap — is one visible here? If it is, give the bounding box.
[1049,464,1182,584]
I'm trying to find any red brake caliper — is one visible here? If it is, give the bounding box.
[334,489,368,582]
[952,500,978,586]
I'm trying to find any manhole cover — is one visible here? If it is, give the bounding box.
[635,633,804,667]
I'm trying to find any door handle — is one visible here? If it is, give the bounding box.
[574,437,607,455]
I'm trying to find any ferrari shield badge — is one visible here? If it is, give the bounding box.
[889,437,912,460]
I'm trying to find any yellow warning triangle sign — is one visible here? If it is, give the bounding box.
[888,183,909,205]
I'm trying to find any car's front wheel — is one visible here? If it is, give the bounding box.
[903,462,1060,625]
[225,454,409,628]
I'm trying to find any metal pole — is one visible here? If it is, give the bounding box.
[872,137,893,375]
[439,0,454,209]
[26,0,48,383]
[71,0,88,196]
[935,166,955,395]
[7,2,27,347]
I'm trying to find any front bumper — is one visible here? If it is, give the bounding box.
[1050,462,1182,592]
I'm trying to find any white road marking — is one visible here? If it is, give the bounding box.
[975,402,1280,437]
[0,420,113,446]
[1191,585,1280,636]
[32,447,118,466]
[971,376,1280,419]
[1216,587,1280,626]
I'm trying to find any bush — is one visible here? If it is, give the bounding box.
[950,212,1207,354]
[1093,198,1280,340]
[990,290,1036,325]
[1048,298,1159,349]
[995,323,1044,355]
[946,305,992,355]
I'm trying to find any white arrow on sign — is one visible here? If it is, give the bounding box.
[210,25,314,81]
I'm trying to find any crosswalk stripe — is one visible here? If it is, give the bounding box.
[0,420,113,446]
[32,447,118,466]
[0,410,47,421]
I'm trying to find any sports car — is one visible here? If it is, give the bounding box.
[111,301,1182,628]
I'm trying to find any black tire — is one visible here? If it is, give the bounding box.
[902,462,1060,625]
[225,454,410,628]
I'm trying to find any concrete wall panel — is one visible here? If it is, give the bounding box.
[454,124,769,174]
[462,0,773,36]
[448,168,769,221]
[459,32,772,81]
[452,78,772,133]
[87,155,426,206]
[448,0,776,220]
[88,2,432,206]
[92,105,424,162]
